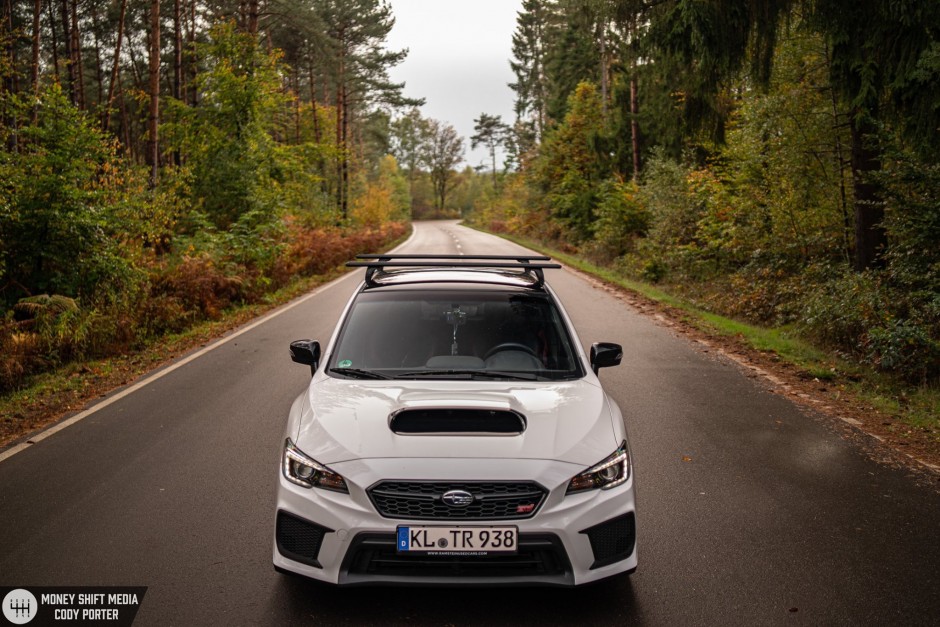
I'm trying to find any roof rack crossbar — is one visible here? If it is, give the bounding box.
[346,257,560,288]
[355,254,551,261]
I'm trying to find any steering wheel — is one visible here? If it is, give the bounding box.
[484,342,539,360]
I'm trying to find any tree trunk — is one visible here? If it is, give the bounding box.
[171,0,181,165]
[2,0,17,96]
[630,75,640,181]
[59,0,75,103]
[90,2,104,108]
[247,0,258,36]
[2,0,17,152]
[148,0,161,187]
[491,145,497,190]
[69,0,84,108]
[307,61,321,145]
[341,86,349,220]
[628,10,640,182]
[188,0,196,106]
[173,0,181,101]
[849,115,887,271]
[598,23,608,118]
[826,60,852,263]
[31,0,42,104]
[103,0,127,134]
[47,0,59,83]
[290,68,299,144]
[118,74,132,154]
[336,44,347,220]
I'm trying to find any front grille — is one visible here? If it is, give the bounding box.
[276,511,332,568]
[368,481,547,520]
[581,512,636,569]
[340,533,573,585]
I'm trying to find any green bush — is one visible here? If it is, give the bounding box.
[865,319,940,384]
[0,84,134,304]
[800,269,939,384]
[586,179,650,263]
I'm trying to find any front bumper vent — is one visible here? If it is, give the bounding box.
[368,481,546,520]
[581,512,636,569]
[276,511,332,568]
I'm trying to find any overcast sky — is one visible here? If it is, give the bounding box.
[385,0,523,168]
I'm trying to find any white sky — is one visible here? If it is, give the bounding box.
[385,0,523,168]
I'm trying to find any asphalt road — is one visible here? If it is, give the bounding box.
[1,221,938,626]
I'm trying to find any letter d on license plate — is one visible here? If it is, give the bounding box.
[397,526,517,554]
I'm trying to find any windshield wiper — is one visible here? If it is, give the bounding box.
[329,367,392,380]
[395,369,542,381]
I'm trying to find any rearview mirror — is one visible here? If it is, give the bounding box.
[590,342,623,375]
[290,339,321,375]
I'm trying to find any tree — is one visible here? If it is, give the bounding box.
[0,84,128,301]
[148,0,160,186]
[545,0,601,123]
[30,0,41,103]
[422,119,463,212]
[535,81,608,239]
[162,22,288,229]
[470,113,510,189]
[510,0,553,138]
[390,106,430,206]
[102,0,127,133]
[314,0,421,219]
[650,0,940,270]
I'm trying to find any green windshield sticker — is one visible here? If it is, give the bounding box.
[338,359,353,368]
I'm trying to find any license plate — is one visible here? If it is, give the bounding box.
[396,526,518,555]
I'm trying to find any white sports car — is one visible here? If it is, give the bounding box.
[274,255,636,586]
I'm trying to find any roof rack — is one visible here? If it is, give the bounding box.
[346,254,561,288]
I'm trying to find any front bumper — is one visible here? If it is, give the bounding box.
[272,457,637,586]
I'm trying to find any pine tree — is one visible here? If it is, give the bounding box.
[313,0,421,220]
[545,0,600,124]
[470,113,510,188]
[509,0,553,139]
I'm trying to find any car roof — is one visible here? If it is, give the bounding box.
[346,255,561,290]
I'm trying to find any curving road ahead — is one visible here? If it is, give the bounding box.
[1,221,938,626]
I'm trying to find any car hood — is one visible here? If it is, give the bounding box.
[294,377,618,466]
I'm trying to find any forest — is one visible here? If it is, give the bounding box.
[466,0,939,428]
[0,0,937,446]
[0,0,484,396]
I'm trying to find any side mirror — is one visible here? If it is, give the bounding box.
[290,340,321,375]
[590,342,623,375]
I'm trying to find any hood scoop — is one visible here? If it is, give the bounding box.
[389,408,527,436]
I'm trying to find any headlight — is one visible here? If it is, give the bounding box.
[566,441,630,494]
[283,438,348,493]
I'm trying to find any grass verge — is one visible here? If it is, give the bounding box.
[483,227,939,469]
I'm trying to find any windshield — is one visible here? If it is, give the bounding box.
[328,289,583,380]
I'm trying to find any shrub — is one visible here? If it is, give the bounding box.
[865,319,940,384]
[152,255,245,321]
[800,269,940,384]
[0,84,133,304]
[585,179,650,263]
